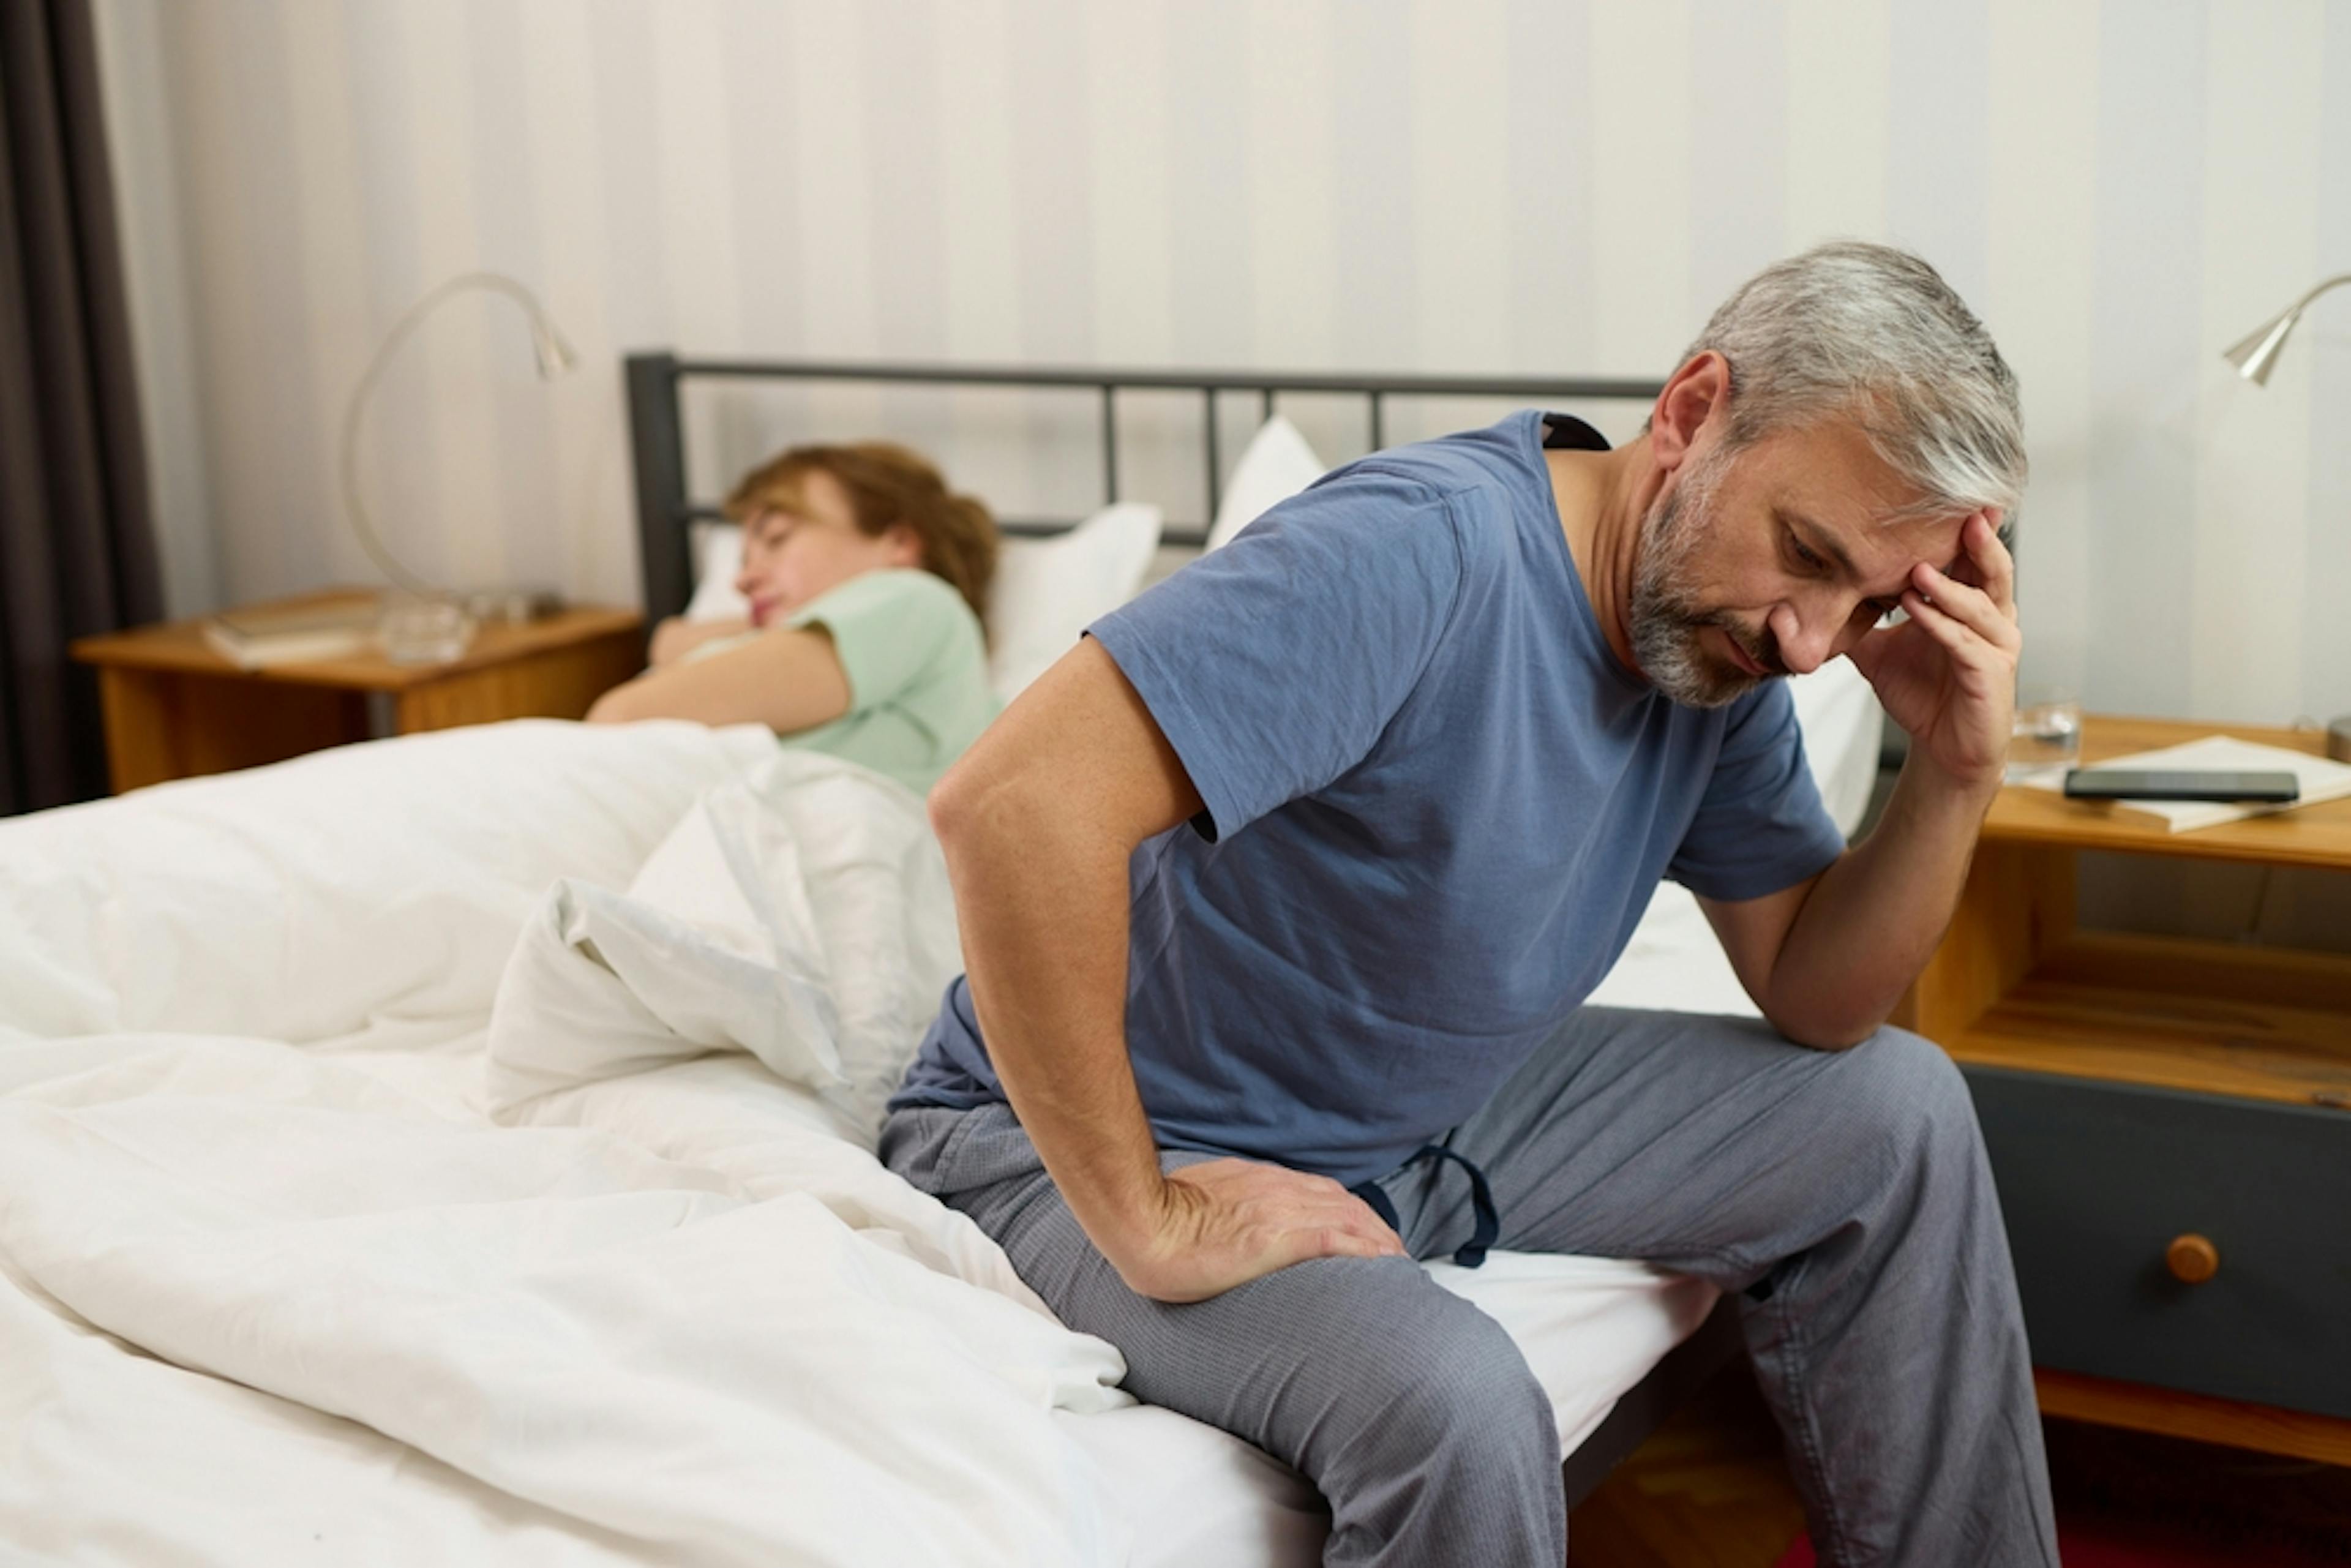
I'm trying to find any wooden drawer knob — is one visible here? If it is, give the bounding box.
[2165,1233,2219,1285]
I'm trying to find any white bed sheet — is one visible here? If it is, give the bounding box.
[0,678,1878,1566]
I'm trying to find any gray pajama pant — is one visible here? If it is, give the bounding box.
[879,1008,2059,1567]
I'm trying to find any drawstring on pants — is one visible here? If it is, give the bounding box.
[1349,1144,1500,1269]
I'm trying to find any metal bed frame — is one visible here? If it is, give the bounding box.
[624,352,1663,623]
[619,349,1747,1507]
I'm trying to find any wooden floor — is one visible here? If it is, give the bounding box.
[1566,1360,1805,1567]
[1567,1364,2351,1568]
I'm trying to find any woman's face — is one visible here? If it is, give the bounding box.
[733,468,920,628]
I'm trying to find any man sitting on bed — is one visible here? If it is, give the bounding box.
[882,242,2057,1567]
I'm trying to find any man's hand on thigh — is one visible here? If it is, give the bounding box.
[1116,1157,1408,1304]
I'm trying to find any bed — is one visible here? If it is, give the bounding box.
[0,359,1884,1565]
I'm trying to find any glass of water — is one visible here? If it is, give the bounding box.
[378,591,476,665]
[2006,692,2082,783]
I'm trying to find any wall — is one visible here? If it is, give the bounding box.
[95,0,2351,729]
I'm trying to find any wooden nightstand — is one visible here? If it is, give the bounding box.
[1900,715,2351,1466]
[70,588,645,793]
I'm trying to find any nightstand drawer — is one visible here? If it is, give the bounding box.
[1963,1067,2351,1420]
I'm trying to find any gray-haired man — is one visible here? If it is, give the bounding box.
[885,242,2060,1566]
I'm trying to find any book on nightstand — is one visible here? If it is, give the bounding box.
[201,600,379,669]
[2020,733,2351,831]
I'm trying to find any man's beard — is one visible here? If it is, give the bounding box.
[1625,447,1783,708]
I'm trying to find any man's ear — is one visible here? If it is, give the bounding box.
[1649,351,1731,474]
[883,523,924,568]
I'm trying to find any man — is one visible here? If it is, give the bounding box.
[883,242,2059,1566]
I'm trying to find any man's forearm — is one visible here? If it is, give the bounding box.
[933,780,1168,1264]
[1763,757,2000,1048]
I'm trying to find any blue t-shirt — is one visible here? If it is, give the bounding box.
[890,410,1847,1188]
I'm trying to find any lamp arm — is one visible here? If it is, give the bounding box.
[2284,272,2351,317]
[338,271,567,596]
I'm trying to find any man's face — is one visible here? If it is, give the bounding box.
[1627,419,1970,707]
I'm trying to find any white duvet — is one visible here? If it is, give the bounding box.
[0,722,1144,1566]
[0,681,1878,1565]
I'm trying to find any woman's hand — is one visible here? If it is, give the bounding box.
[1110,1157,1410,1304]
[1847,511,2020,797]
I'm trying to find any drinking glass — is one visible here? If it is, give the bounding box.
[2006,692,2082,783]
[378,592,475,664]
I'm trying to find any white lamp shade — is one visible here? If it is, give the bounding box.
[2222,309,2299,386]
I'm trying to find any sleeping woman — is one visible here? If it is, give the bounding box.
[587,441,1000,797]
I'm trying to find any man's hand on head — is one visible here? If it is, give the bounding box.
[1846,509,2020,798]
[1111,1157,1411,1304]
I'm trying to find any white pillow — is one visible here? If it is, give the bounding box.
[986,500,1164,702]
[680,508,1166,706]
[1204,415,1327,552]
[683,522,751,622]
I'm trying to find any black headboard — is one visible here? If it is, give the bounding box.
[623,353,1665,625]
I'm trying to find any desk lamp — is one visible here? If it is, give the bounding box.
[2222,272,2351,762]
[339,271,577,644]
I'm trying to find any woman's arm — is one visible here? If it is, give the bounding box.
[586,623,853,734]
[647,615,752,667]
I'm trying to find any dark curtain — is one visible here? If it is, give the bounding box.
[0,0,162,814]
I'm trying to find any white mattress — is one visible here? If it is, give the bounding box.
[0,659,1880,1566]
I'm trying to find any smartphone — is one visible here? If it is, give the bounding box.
[2062,768,2300,804]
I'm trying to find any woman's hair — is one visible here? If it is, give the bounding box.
[724,441,1000,623]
